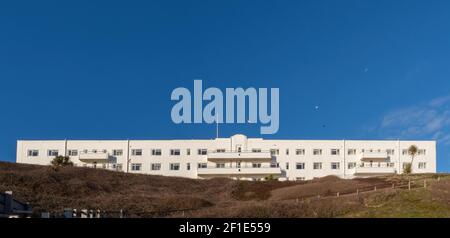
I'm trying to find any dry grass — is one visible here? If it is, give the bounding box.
[1,161,449,217]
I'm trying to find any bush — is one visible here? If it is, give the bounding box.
[51,156,73,167]
[403,163,412,174]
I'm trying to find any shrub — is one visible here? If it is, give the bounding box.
[51,156,74,167]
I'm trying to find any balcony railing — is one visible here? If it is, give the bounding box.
[78,150,110,162]
[360,151,389,160]
[354,162,396,174]
[197,166,281,175]
[207,150,272,160]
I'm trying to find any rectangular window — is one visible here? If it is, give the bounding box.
[251,148,261,153]
[252,163,262,168]
[296,177,306,181]
[296,149,305,155]
[198,149,207,155]
[402,149,408,155]
[170,149,180,156]
[331,149,340,155]
[270,149,279,156]
[313,149,322,155]
[347,149,356,155]
[186,149,191,155]
[198,163,207,168]
[68,150,78,156]
[286,162,289,170]
[187,163,191,170]
[347,162,356,169]
[418,149,426,155]
[27,150,39,157]
[216,149,226,153]
[131,163,142,171]
[296,163,305,170]
[47,150,59,157]
[313,162,322,170]
[387,149,395,155]
[113,149,123,156]
[151,149,162,156]
[170,163,180,170]
[131,149,142,156]
[286,149,289,155]
[418,162,426,169]
[151,163,161,171]
[216,163,225,168]
[331,162,340,170]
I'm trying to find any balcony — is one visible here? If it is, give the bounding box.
[207,151,272,161]
[354,162,396,175]
[197,166,281,176]
[360,151,389,160]
[78,150,110,163]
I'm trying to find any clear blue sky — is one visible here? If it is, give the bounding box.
[1,0,449,171]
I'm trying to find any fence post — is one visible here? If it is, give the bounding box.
[437,176,440,182]
[296,198,299,204]
[392,183,395,189]
[317,194,320,200]
[424,179,427,189]
[374,186,377,191]
[336,192,339,197]
[356,189,359,195]
[408,180,411,190]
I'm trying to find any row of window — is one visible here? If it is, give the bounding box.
[27,148,427,157]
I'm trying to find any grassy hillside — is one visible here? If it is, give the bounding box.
[1,161,449,218]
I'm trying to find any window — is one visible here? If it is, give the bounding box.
[151,163,161,171]
[252,148,261,153]
[112,163,123,171]
[402,149,408,155]
[387,149,395,155]
[419,162,426,169]
[216,163,225,168]
[296,177,306,181]
[198,149,207,155]
[270,149,279,155]
[347,162,356,169]
[47,150,59,157]
[418,149,426,155]
[68,150,78,156]
[331,149,340,155]
[331,162,340,170]
[216,149,226,153]
[187,163,191,170]
[313,162,322,170]
[27,150,39,157]
[170,163,180,170]
[286,149,289,155]
[151,149,162,156]
[113,149,123,156]
[186,149,191,155]
[313,149,322,155]
[286,162,289,170]
[131,163,142,171]
[131,149,142,156]
[296,163,305,170]
[198,163,207,168]
[347,149,356,155]
[296,149,305,155]
[170,149,180,156]
[252,163,262,168]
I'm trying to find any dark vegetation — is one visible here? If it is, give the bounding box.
[1,161,449,217]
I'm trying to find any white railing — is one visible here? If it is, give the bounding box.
[197,166,282,175]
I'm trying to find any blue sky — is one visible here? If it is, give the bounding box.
[1,0,449,171]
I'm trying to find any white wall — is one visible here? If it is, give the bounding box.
[16,134,437,180]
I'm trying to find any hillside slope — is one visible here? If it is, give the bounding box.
[1,162,449,218]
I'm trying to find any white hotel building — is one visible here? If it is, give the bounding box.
[16,134,436,181]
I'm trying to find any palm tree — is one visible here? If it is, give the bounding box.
[404,145,418,174]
